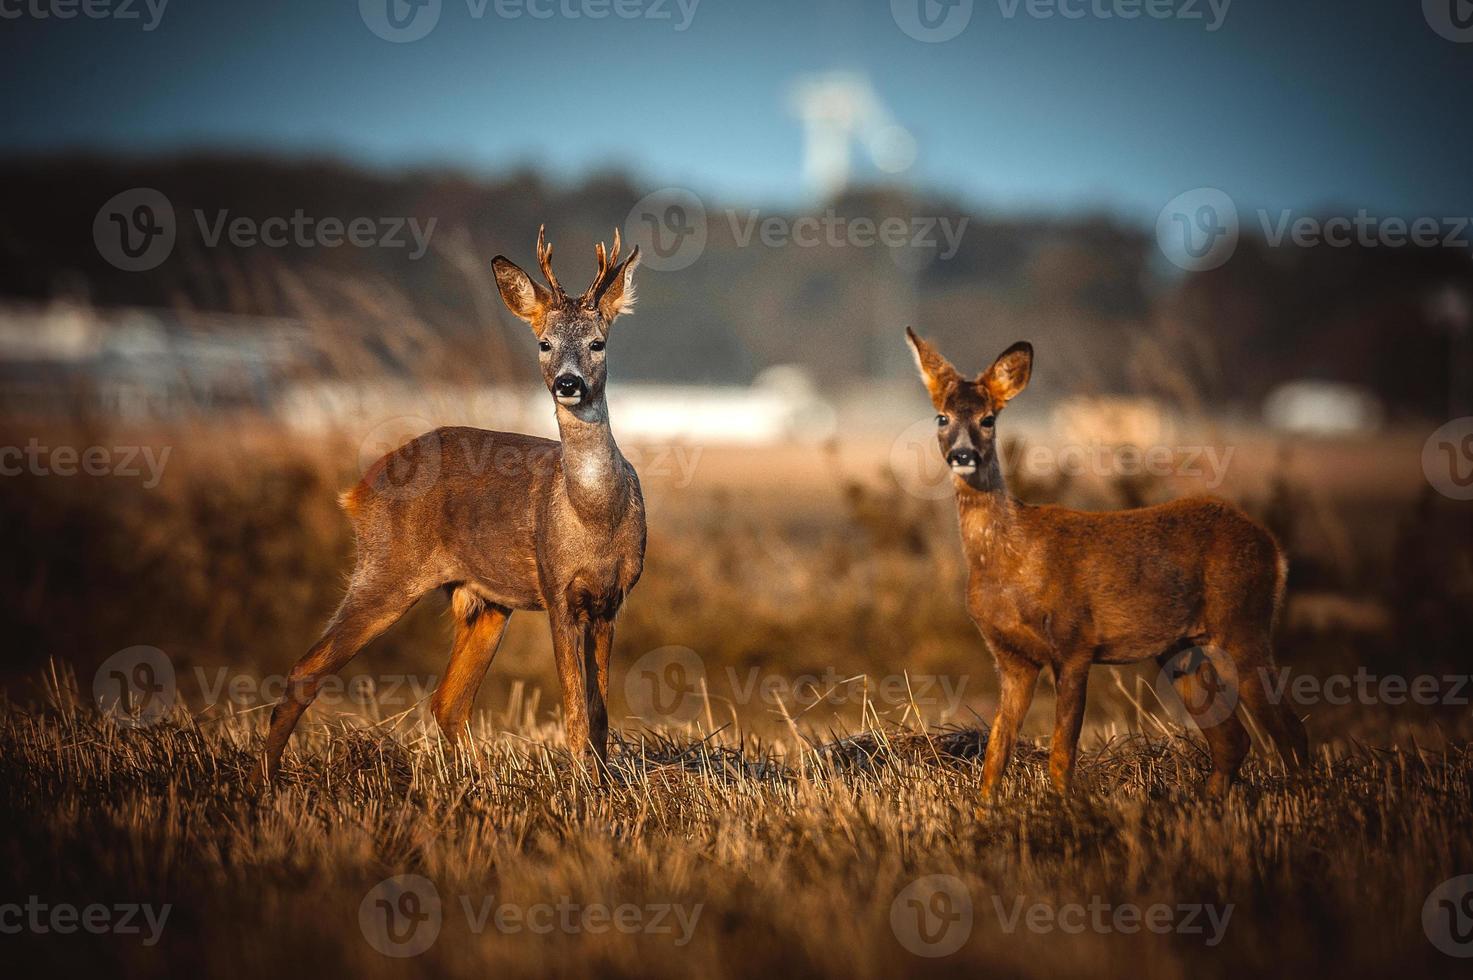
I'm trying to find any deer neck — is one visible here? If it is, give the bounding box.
[954,455,1018,562]
[554,396,628,523]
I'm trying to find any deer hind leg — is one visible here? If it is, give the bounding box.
[431,590,511,743]
[1047,657,1092,795]
[257,571,425,785]
[1219,632,1309,771]
[1159,648,1250,798]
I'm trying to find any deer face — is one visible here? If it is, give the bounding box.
[492,226,640,413]
[535,307,608,408]
[905,328,1033,479]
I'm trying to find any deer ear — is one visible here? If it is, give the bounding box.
[905,327,961,409]
[492,256,552,327]
[597,246,641,323]
[980,341,1033,408]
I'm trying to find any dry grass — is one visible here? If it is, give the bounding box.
[2,400,1470,978]
[2,666,1471,979]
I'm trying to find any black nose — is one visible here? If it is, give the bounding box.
[554,374,585,399]
[947,449,979,468]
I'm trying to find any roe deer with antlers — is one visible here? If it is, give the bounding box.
[257,227,644,784]
[905,328,1307,799]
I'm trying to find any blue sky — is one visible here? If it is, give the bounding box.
[3,0,1470,223]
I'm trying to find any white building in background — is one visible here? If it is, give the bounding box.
[1263,381,1385,436]
[609,367,836,445]
[0,303,307,420]
[277,366,837,447]
[0,303,838,446]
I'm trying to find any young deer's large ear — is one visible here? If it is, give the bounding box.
[491,256,552,327]
[980,341,1033,408]
[596,245,640,323]
[905,327,961,408]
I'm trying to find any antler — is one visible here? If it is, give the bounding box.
[582,227,623,307]
[536,224,566,300]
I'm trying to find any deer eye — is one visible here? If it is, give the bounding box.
[589,340,606,352]
[935,414,949,427]
[981,415,996,428]
[538,340,552,352]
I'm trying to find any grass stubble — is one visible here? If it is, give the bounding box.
[1,666,1469,980]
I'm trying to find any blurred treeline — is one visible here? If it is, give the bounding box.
[0,153,1467,418]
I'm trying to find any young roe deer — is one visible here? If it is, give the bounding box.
[905,328,1308,799]
[257,227,644,784]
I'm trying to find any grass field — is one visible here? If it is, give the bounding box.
[3,673,1471,979]
[2,418,1471,977]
